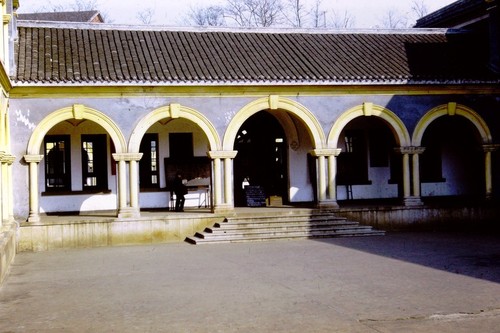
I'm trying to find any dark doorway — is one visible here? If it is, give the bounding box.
[234,111,288,206]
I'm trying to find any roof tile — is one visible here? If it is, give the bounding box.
[13,23,498,85]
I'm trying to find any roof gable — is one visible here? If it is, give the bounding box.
[17,11,103,23]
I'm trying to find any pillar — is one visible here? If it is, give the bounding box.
[483,144,499,199]
[311,149,341,209]
[112,154,128,217]
[24,154,44,223]
[3,154,15,222]
[113,153,143,219]
[128,153,143,217]
[396,147,424,206]
[208,150,238,213]
[0,152,3,226]
[224,157,233,206]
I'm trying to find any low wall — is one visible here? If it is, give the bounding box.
[18,215,222,252]
[0,222,17,286]
[336,204,500,231]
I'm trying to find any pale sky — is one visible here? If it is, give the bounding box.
[17,0,458,28]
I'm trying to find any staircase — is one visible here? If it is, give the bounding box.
[185,210,384,244]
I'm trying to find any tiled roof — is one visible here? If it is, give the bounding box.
[17,11,103,23]
[13,22,498,86]
[415,0,487,28]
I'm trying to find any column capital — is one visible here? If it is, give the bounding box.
[310,148,342,157]
[112,153,143,162]
[482,144,500,153]
[2,154,15,165]
[395,146,425,155]
[208,150,238,159]
[24,154,44,163]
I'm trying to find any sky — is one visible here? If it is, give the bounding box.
[17,0,458,28]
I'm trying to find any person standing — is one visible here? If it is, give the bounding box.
[173,173,186,212]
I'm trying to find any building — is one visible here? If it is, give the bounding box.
[1,0,499,283]
[17,10,104,23]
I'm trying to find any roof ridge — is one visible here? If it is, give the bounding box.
[16,20,452,35]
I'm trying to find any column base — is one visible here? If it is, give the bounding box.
[212,204,235,214]
[317,200,340,210]
[27,214,41,223]
[403,197,424,206]
[117,207,141,219]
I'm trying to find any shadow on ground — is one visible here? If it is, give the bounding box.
[317,230,500,284]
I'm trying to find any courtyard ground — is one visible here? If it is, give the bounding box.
[1,231,500,332]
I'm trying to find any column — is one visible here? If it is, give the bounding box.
[208,150,238,213]
[113,154,128,217]
[213,157,222,207]
[483,144,499,199]
[0,152,3,226]
[396,147,424,206]
[311,149,341,209]
[128,153,143,217]
[410,147,425,206]
[3,154,15,222]
[224,157,233,206]
[327,149,342,208]
[318,155,326,201]
[24,154,44,223]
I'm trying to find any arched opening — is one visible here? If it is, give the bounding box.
[138,118,211,210]
[420,116,484,198]
[233,111,288,206]
[39,119,117,213]
[336,117,401,201]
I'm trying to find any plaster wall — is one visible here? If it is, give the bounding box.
[8,93,500,219]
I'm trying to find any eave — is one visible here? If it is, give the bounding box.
[9,82,500,99]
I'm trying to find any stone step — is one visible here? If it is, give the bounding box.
[212,219,358,230]
[222,212,347,222]
[217,215,347,226]
[185,211,385,245]
[186,228,385,244]
[199,225,376,238]
[205,222,366,234]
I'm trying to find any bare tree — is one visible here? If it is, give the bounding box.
[282,0,309,28]
[33,0,112,23]
[225,0,284,28]
[411,0,429,19]
[380,9,408,29]
[69,0,99,11]
[137,7,155,25]
[329,10,355,29]
[188,5,225,26]
[311,0,326,28]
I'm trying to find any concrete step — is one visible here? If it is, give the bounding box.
[186,228,385,244]
[214,215,351,227]
[205,222,368,234]
[211,219,359,231]
[197,226,377,238]
[185,210,385,245]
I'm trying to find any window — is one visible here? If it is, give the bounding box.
[139,133,160,189]
[44,135,71,191]
[337,130,369,185]
[169,133,193,160]
[81,135,108,191]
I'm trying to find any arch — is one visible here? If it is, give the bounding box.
[222,96,325,150]
[412,103,492,146]
[129,103,221,153]
[328,103,411,147]
[27,104,127,155]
